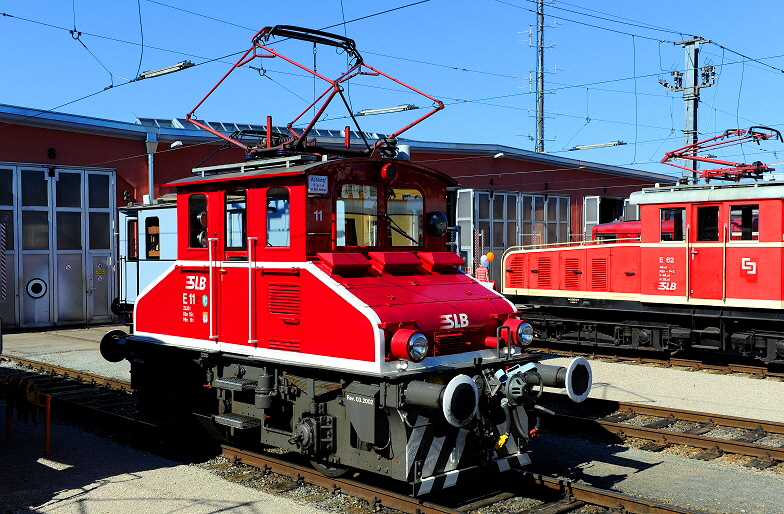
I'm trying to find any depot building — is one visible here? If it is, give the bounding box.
[0,103,672,328]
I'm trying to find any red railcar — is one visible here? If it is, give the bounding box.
[101,25,592,496]
[502,179,784,364]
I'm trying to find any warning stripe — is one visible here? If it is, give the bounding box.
[0,222,7,301]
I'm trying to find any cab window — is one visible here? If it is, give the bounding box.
[387,187,423,246]
[267,188,290,247]
[660,208,685,241]
[730,205,759,241]
[337,184,377,247]
[189,194,208,248]
[697,206,719,241]
[225,191,246,250]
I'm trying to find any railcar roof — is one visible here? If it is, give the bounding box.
[630,179,784,205]
[165,159,325,187]
[166,156,458,188]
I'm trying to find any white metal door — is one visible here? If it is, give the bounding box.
[583,195,601,241]
[19,167,53,327]
[455,189,474,273]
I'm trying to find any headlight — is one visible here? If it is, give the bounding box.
[502,318,534,347]
[517,322,533,347]
[391,329,430,362]
[407,332,429,362]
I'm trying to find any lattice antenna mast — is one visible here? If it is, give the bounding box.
[659,37,715,182]
[528,0,556,152]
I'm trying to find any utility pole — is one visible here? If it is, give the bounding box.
[535,0,545,153]
[659,37,715,182]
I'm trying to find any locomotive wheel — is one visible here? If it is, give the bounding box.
[310,460,348,478]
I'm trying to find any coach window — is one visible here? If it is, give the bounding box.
[730,205,759,241]
[146,217,160,259]
[660,208,685,241]
[267,188,290,247]
[387,187,422,246]
[127,219,139,261]
[336,184,377,247]
[696,206,720,241]
[225,191,247,251]
[189,194,208,248]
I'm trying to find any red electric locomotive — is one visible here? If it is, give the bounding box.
[101,26,592,496]
[502,127,784,365]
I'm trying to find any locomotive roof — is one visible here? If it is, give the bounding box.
[165,155,458,188]
[630,178,784,205]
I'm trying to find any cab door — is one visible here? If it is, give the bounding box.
[689,205,724,300]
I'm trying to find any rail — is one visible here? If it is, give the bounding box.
[512,471,702,514]
[531,347,784,378]
[543,392,784,466]
[221,445,462,514]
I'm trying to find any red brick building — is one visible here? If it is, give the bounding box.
[0,103,672,327]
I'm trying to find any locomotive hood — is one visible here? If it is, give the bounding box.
[317,251,517,358]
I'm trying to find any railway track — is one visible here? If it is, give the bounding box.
[0,355,141,424]
[1,357,768,512]
[542,393,784,468]
[531,346,784,379]
[221,445,700,514]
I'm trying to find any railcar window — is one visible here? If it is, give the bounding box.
[697,206,720,241]
[660,208,685,241]
[188,194,207,248]
[225,191,246,250]
[146,217,160,259]
[127,219,139,261]
[730,205,759,241]
[387,188,422,246]
[336,185,377,247]
[267,188,290,247]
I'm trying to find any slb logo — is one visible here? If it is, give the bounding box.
[741,257,757,275]
[440,313,469,329]
[185,275,207,290]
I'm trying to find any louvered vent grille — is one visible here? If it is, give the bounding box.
[564,259,580,289]
[269,284,300,315]
[507,255,526,288]
[434,332,466,356]
[269,340,301,352]
[537,257,551,288]
[591,258,608,290]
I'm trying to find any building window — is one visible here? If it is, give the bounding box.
[660,208,685,241]
[146,216,160,259]
[697,206,719,241]
[520,194,570,245]
[225,191,246,250]
[730,205,759,241]
[127,219,139,261]
[189,194,207,248]
[267,188,290,247]
[336,184,376,247]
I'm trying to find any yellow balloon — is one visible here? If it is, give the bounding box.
[487,252,495,262]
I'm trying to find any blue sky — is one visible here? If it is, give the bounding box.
[1,0,783,178]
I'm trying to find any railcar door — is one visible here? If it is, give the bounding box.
[217,189,252,347]
[689,205,724,300]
